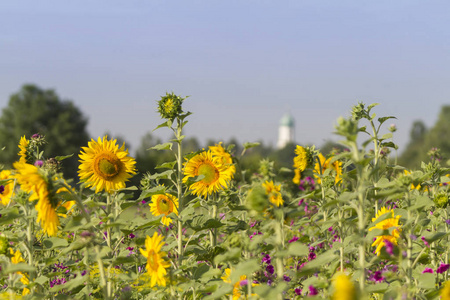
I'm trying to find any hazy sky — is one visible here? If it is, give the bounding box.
[1,1,449,154]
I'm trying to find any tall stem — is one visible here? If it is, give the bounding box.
[175,119,184,266]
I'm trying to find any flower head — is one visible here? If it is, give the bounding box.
[262,180,283,207]
[442,281,450,300]
[0,170,14,206]
[293,145,308,172]
[221,268,247,300]
[209,142,236,178]
[149,192,179,226]
[368,207,401,256]
[314,153,342,184]
[332,273,356,300]
[157,92,184,120]
[183,151,232,197]
[18,136,30,163]
[78,136,136,193]
[139,232,170,287]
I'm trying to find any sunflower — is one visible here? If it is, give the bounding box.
[149,193,179,226]
[293,145,308,172]
[13,162,60,236]
[18,136,29,163]
[183,151,232,197]
[441,281,450,300]
[368,207,401,256]
[221,268,247,300]
[157,92,184,120]
[10,248,30,295]
[0,170,15,206]
[78,136,137,193]
[314,153,342,184]
[262,180,283,207]
[209,142,236,178]
[139,232,170,287]
[332,273,356,300]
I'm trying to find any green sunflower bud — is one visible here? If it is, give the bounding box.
[157,93,184,120]
[434,192,449,208]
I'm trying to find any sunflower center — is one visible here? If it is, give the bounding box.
[94,154,121,179]
[197,163,219,184]
[164,99,174,112]
[147,250,159,271]
[158,197,171,214]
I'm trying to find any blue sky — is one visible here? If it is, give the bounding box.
[1,1,449,154]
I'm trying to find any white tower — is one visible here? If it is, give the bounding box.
[277,114,295,149]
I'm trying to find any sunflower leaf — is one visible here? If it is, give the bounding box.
[150,143,173,151]
[54,154,74,161]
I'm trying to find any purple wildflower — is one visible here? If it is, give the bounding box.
[308,252,316,261]
[384,239,394,256]
[0,186,4,195]
[266,265,274,275]
[294,288,302,295]
[421,236,429,247]
[308,285,318,296]
[437,263,450,274]
[262,254,271,264]
[288,236,299,243]
[239,279,248,286]
[34,160,44,167]
[283,275,291,282]
[422,268,434,274]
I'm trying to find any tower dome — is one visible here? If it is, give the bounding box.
[277,114,295,149]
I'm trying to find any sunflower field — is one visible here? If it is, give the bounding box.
[1,97,450,300]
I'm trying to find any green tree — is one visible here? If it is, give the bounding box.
[0,84,89,180]
[399,120,428,168]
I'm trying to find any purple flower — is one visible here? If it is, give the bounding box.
[0,185,4,195]
[294,288,302,296]
[262,254,271,264]
[384,240,394,256]
[128,233,135,239]
[372,271,384,283]
[288,236,299,243]
[446,220,450,225]
[34,160,44,167]
[308,285,318,296]
[437,263,450,274]
[31,133,41,139]
[422,268,434,274]
[421,236,429,247]
[81,270,87,276]
[308,252,316,261]
[283,275,291,282]
[266,265,274,275]
[239,279,248,286]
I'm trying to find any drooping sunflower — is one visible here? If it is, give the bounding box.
[139,232,170,287]
[368,207,401,256]
[332,273,356,300]
[78,136,137,193]
[183,151,232,197]
[149,193,179,226]
[10,248,30,295]
[209,142,236,178]
[262,180,283,207]
[18,136,30,163]
[0,170,15,206]
[293,145,308,172]
[13,162,60,236]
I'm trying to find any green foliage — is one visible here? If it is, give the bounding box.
[0,84,89,180]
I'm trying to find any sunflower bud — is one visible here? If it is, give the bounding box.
[434,192,449,208]
[157,93,184,120]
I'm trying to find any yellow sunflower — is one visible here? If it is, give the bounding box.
[149,193,179,226]
[139,232,170,287]
[293,145,308,172]
[13,162,60,236]
[18,136,29,163]
[10,248,30,295]
[0,170,15,206]
[78,136,137,193]
[209,142,236,178]
[183,151,232,197]
[368,207,401,256]
[332,273,356,300]
[441,281,450,300]
[262,180,283,207]
[314,153,342,184]
[221,268,247,300]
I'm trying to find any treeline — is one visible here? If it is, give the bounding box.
[0,84,448,184]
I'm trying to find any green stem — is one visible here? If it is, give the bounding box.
[175,119,184,266]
